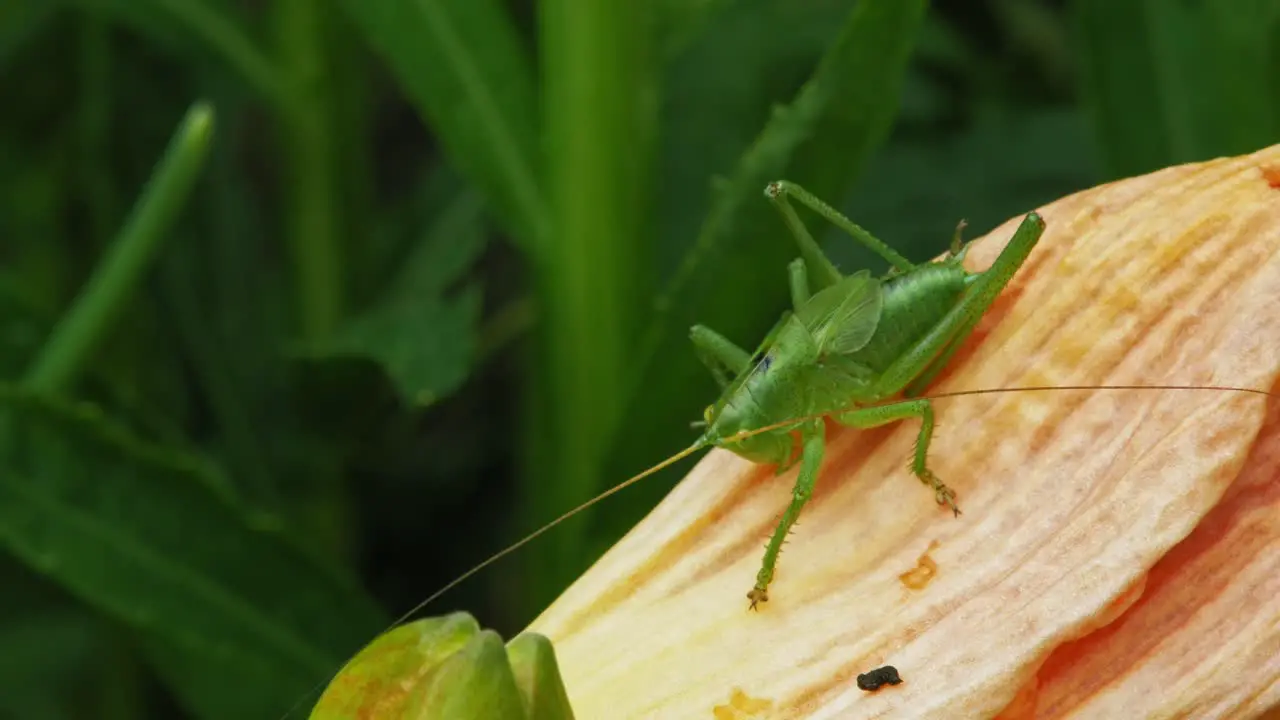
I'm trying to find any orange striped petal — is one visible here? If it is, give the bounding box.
[1001,401,1280,719]
[528,145,1280,719]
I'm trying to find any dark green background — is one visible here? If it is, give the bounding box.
[1,0,1277,717]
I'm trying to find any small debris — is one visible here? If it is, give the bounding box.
[857,665,903,692]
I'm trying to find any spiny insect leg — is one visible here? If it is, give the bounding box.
[749,419,825,609]
[836,399,959,515]
[873,212,1046,400]
[903,310,984,398]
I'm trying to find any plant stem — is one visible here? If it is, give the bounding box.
[526,0,657,608]
[276,0,342,344]
[275,0,354,562]
[24,102,214,393]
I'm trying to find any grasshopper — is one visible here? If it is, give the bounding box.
[690,180,1043,608]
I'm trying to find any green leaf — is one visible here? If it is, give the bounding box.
[339,0,547,250]
[317,190,487,407]
[0,0,60,71]
[1072,0,1280,178]
[0,560,106,720]
[0,134,73,313]
[0,277,50,379]
[74,0,287,105]
[656,0,735,58]
[24,101,214,394]
[0,386,385,719]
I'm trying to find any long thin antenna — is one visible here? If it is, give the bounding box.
[920,383,1275,402]
[390,440,712,628]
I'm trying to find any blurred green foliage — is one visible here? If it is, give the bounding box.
[0,0,1277,718]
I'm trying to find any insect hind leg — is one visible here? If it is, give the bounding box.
[766,181,914,274]
[835,399,960,515]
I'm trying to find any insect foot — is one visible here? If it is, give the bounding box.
[747,585,769,610]
[921,469,961,517]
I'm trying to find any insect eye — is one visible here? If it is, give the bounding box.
[703,405,715,424]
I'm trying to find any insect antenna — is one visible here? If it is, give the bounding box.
[919,383,1277,403]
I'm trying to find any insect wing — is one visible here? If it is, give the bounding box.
[798,271,883,354]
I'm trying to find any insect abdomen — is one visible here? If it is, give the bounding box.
[849,264,967,372]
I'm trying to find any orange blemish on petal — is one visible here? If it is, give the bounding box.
[898,539,940,590]
[712,688,773,719]
[1260,163,1280,188]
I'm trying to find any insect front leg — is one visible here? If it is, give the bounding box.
[749,418,825,609]
[835,400,959,515]
[690,325,751,389]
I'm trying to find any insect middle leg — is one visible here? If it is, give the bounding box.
[835,400,958,515]
[749,418,826,609]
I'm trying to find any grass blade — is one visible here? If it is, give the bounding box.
[520,0,660,608]
[77,0,287,106]
[340,0,547,249]
[24,101,213,393]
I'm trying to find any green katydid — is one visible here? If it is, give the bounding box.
[690,180,1043,607]
[297,181,1274,719]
